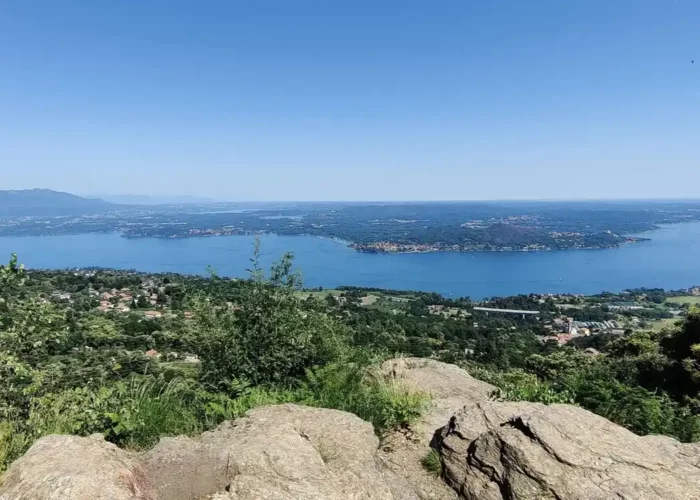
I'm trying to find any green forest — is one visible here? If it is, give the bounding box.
[2,249,700,472]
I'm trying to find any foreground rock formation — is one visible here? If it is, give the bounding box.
[4,358,700,500]
[377,358,495,500]
[0,405,418,500]
[378,358,495,444]
[438,401,700,500]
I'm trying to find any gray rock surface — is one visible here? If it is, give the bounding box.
[438,400,700,500]
[0,404,418,500]
[0,434,152,500]
[377,358,495,500]
[379,358,495,444]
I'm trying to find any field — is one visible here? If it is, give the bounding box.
[648,318,680,332]
[297,290,382,307]
[360,295,380,306]
[665,296,700,306]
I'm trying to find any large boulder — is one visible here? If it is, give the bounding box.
[0,434,152,500]
[144,404,418,500]
[438,401,700,500]
[0,404,418,500]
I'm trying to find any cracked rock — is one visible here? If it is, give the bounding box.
[437,401,700,500]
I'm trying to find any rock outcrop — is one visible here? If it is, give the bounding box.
[5,358,700,500]
[438,401,700,500]
[0,434,151,500]
[377,358,495,500]
[379,358,495,444]
[0,405,418,500]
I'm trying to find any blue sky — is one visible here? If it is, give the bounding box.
[1,1,698,201]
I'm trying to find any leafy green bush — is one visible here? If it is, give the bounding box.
[193,247,350,390]
[469,359,700,442]
[474,368,576,405]
[573,377,700,442]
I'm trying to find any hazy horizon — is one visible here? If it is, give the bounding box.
[2,1,699,200]
[9,187,700,205]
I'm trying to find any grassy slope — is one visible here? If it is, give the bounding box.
[666,296,700,305]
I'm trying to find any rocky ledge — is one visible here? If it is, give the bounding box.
[0,404,417,500]
[2,358,700,500]
[438,401,700,500]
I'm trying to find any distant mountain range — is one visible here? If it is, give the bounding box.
[0,190,226,217]
[0,189,117,217]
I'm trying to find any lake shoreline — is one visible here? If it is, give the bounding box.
[120,230,651,254]
[2,222,699,299]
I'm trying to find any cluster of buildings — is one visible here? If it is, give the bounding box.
[95,281,165,318]
[386,296,411,303]
[543,315,626,346]
[606,302,645,311]
[570,319,624,333]
[428,304,468,318]
[97,288,136,313]
[51,292,74,301]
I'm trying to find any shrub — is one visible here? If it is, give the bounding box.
[193,249,350,390]
[471,367,576,405]
[374,375,429,430]
[303,360,429,434]
[26,378,202,450]
[0,421,31,474]
[201,386,310,423]
[421,449,442,477]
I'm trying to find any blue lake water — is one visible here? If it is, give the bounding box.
[1,223,700,298]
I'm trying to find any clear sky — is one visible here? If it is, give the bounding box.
[1,1,698,201]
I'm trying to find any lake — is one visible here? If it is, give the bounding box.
[2,223,700,298]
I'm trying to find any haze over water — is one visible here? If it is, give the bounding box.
[2,222,699,299]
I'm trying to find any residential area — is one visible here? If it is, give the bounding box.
[37,268,700,367]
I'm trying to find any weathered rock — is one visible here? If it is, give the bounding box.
[145,404,418,500]
[377,358,495,500]
[438,401,700,500]
[379,358,495,443]
[0,405,418,500]
[0,434,152,500]
[8,357,700,500]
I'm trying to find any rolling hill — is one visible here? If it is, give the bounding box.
[0,189,117,217]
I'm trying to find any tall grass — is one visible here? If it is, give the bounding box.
[421,449,442,477]
[22,378,202,451]
[2,361,430,473]
[202,361,430,435]
[303,361,429,433]
[0,421,32,474]
[202,386,311,423]
[1,378,204,472]
[112,378,202,449]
